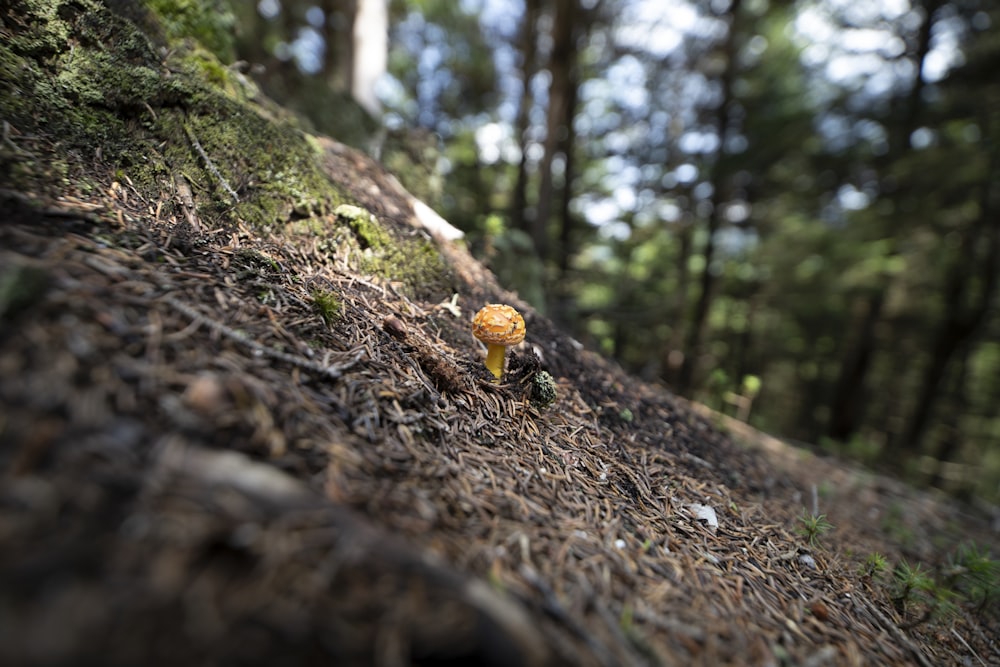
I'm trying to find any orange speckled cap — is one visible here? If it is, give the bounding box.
[472,304,526,346]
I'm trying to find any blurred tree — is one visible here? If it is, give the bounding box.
[352,0,388,116]
[507,0,604,320]
[677,0,744,392]
[511,0,542,239]
[825,0,942,443]
[230,0,382,148]
[889,2,1000,468]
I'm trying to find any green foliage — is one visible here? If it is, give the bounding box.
[890,561,936,606]
[942,542,1000,614]
[311,290,341,326]
[385,1,498,128]
[860,552,888,579]
[796,511,833,548]
[888,560,961,625]
[861,543,998,626]
[146,0,236,62]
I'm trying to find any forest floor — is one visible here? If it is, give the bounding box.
[2,129,999,666]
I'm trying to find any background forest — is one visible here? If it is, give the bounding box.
[203,0,1000,503]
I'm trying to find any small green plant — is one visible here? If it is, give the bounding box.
[860,552,888,579]
[891,560,963,626]
[311,289,341,325]
[891,560,935,602]
[796,510,833,547]
[943,542,1000,614]
[866,544,997,629]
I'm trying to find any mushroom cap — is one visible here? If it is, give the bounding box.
[472,304,526,346]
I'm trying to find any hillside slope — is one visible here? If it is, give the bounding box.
[1,1,997,665]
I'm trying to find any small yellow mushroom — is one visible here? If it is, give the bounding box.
[472,304,526,380]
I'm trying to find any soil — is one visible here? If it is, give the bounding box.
[1,2,998,665]
[3,142,998,665]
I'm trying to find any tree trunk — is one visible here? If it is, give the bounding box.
[351,0,387,116]
[827,292,883,441]
[555,65,578,280]
[895,151,999,461]
[533,0,575,268]
[550,47,581,326]
[663,217,693,386]
[926,344,971,490]
[677,0,743,393]
[511,0,541,235]
[825,0,940,442]
[321,0,356,91]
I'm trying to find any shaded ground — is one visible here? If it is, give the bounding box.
[3,146,999,665]
[1,2,998,665]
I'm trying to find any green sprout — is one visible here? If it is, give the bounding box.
[890,560,961,624]
[796,510,834,547]
[944,542,1000,613]
[860,552,888,579]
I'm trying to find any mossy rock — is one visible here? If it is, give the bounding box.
[1,0,452,300]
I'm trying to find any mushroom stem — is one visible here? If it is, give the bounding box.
[484,344,506,380]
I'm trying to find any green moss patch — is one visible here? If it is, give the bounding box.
[1,0,343,233]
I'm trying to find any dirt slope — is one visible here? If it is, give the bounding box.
[1,1,997,665]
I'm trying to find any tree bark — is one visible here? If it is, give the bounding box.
[550,43,581,326]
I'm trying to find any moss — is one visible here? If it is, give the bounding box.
[3,0,346,231]
[311,290,342,326]
[4,0,453,303]
[2,0,176,196]
[155,103,339,229]
[387,237,453,299]
[336,204,390,249]
[530,371,558,410]
[145,0,236,62]
[324,204,452,298]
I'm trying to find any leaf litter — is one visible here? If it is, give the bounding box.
[0,139,997,666]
